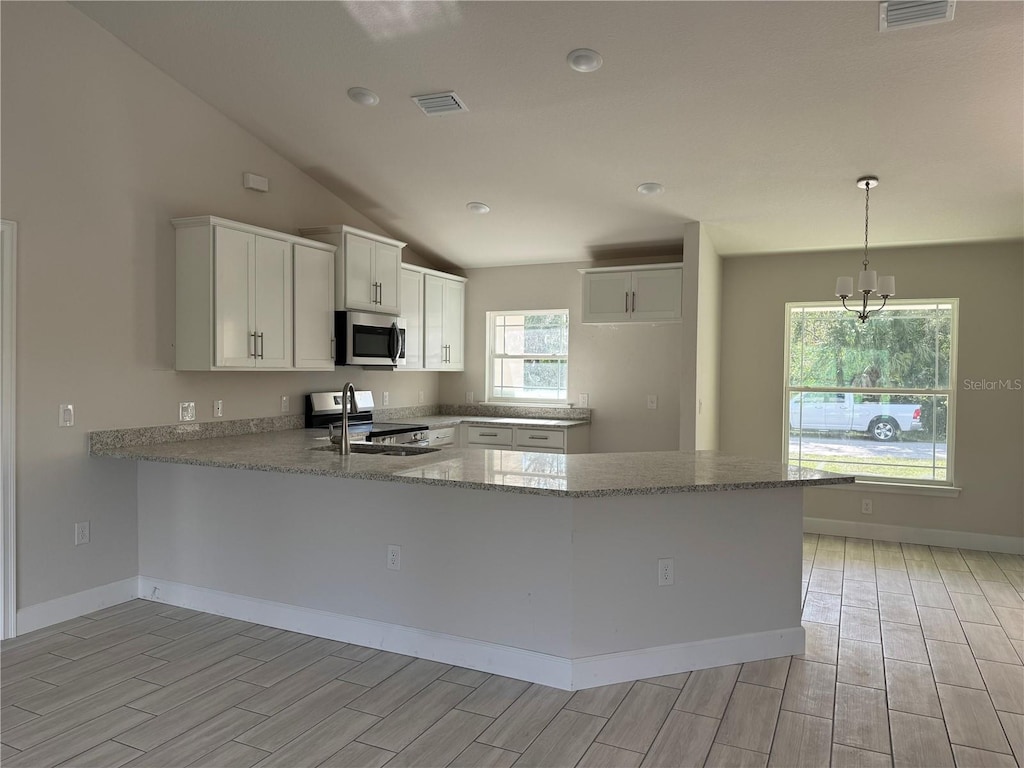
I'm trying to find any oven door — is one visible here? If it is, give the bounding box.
[338,312,406,367]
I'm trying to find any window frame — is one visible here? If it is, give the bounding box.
[485,308,570,405]
[782,299,958,487]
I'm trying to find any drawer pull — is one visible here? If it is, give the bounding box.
[528,435,549,440]
[478,432,499,437]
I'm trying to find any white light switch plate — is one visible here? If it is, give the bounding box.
[579,393,589,407]
[647,394,658,410]
[59,403,75,427]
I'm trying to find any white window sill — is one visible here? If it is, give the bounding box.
[819,480,962,498]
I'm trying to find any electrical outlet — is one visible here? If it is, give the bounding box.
[179,401,196,421]
[281,396,289,413]
[647,394,658,410]
[466,391,474,404]
[74,521,90,546]
[418,391,425,404]
[579,393,589,407]
[387,545,401,571]
[214,400,223,418]
[658,558,674,586]
[382,391,389,406]
[861,498,873,515]
[58,403,75,427]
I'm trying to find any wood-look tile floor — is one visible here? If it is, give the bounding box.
[2,536,1023,768]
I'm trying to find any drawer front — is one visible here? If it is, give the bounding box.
[466,425,513,446]
[514,428,565,450]
[428,427,456,448]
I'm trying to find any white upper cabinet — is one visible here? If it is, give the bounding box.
[253,235,292,368]
[174,216,333,371]
[423,271,466,371]
[580,264,683,323]
[400,267,424,369]
[299,225,405,316]
[293,243,336,370]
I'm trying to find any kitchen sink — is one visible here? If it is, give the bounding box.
[311,443,441,456]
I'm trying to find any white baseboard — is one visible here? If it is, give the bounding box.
[571,626,805,689]
[805,517,1024,555]
[16,577,140,635]
[139,576,803,691]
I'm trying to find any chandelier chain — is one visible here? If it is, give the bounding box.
[863,181,871,271]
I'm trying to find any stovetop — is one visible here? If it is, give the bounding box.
[305,390,427,438]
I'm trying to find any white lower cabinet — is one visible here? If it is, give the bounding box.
[465,426,514,447]
[462,424,589,454]
[514,427,565,451]
[174,216,335,371]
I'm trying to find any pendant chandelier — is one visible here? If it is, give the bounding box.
[835,176,895,323]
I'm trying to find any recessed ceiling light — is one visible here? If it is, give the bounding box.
[636,182,664,196]
[466,202,491,214]
[347,87,379,106]
[567,48,603,73]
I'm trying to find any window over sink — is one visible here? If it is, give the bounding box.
[486,309,569,403]
[785,300,958,485]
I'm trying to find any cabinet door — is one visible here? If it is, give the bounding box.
[400,268,423,369]
[423,274,445,369]
[582,272,632,323]
[254,235,292,368]
[631,268,682,321]
[293,244,335,370]
[213,226,255,368]
[374,241,401,315]
[344,232,376,311]
[442,278,464,370]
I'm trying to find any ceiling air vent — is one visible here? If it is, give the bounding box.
[879,0,955,31]
[412,91,468,116]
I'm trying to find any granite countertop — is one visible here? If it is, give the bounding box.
[90,427,854,498]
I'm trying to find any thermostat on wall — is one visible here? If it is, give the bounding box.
[243,172,269,192]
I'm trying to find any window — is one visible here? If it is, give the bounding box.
[487,310,569,403]
[785,300,957,484]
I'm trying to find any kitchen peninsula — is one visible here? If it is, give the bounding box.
[91,424,852,690]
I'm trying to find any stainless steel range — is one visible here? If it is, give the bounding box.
[304,390,429,446]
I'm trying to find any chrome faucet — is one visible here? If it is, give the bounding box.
[328,382,359,455]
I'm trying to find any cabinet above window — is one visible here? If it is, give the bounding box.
[578,263,682,323]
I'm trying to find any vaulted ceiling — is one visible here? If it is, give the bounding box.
[76,1,1023,268]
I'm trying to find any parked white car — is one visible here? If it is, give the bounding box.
[790,392,923,442]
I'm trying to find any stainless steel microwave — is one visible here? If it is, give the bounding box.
[335,311,406,367]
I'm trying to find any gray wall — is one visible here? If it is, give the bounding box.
[1,3,439,608]
[720,240,1024,539]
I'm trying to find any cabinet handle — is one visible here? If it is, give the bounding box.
[528,435,549,440]
[478,432,499,437]
[632,291,636,313]
[625,292,629,312]
[250,331,257,358]
[257,332,265,359]
[330,337,336,359]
